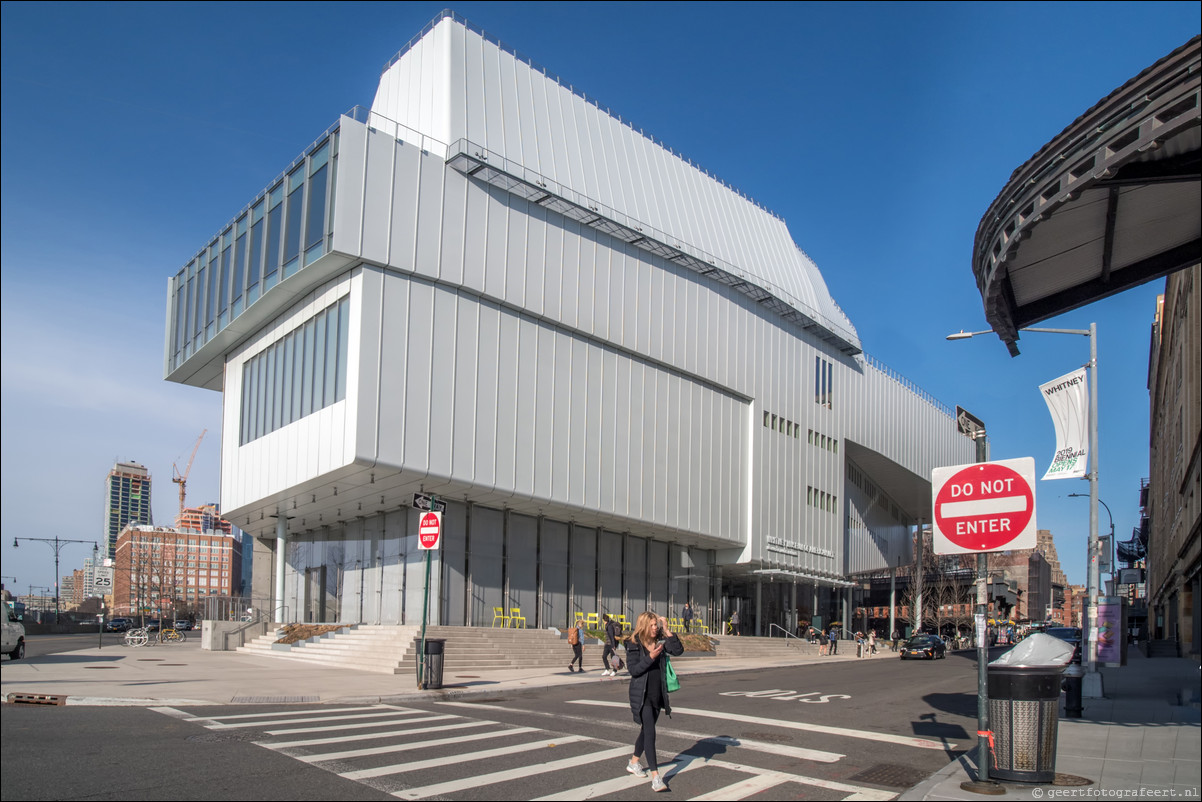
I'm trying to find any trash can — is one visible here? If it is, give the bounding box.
[420,638,445,690]
[986,633,1075,783]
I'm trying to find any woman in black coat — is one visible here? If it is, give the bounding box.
[624,611,683,792]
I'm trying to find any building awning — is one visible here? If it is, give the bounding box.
[972,36,1200,355]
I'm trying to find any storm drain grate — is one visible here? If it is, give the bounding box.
[7,693,67,706]
[229,696,320,704]
[847,763,932,788]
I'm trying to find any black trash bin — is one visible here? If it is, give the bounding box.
[988,664,1065,782]
[420,638,446,690]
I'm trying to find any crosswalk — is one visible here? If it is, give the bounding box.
[154,702,904,800]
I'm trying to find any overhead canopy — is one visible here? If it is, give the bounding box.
[973,36,1200,355]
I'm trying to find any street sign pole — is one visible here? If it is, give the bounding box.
[965,428,1003,794]
[416,505,442,690]
[418,547,432,690]
[944,419,1005,795]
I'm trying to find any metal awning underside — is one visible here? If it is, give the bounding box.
[973,36,1201,355]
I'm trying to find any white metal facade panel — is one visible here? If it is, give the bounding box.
[370,18,857,350]
[220,274,359,512]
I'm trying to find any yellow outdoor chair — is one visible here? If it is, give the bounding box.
[508,608,527,628]
[492,607,510,627]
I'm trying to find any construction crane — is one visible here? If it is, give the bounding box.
[172,429,207,526]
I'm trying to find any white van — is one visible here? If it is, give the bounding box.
[3,600,26,660]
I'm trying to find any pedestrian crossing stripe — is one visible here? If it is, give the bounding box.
[262,719,492,750]
[265,713,461,736]
[293,725,541,764]
[570,700,946,750]
[391,746,633,800]
[157,703,904,801]
[437,700,845,763]
[345,734,593,782]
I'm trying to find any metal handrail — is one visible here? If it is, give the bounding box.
[768,623,808,646]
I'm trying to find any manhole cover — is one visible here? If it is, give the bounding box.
[847,763,932,788]
[84,666,118,670]
[1052,774,1093,787]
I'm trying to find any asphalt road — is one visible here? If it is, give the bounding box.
[8,631,134,659]
[1,649,984,800]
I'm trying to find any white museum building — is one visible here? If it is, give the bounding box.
[164,12,974,634]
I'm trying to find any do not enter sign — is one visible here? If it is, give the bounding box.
[418,511,442,550]
[931,457,1036,554]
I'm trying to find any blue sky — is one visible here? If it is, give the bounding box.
[2,1,1197,597]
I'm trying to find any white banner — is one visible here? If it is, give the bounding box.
[1039,367,1089,480]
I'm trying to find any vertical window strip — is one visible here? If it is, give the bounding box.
[237,296,348,446]
[335,296,349,402]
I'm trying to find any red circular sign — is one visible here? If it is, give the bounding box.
[418,511,441,549]
[934,463,1033,551]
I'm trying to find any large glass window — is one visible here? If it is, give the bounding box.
[205,244,219,337]
[238,296,350,445]
[264,185,283,292]
[304,142,329,266]
[218,231,232,328]
[283,166,305,278]
[247,201,264,306]
[231,215,248,318]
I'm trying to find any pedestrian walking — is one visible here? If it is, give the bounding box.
[602,614,623,675]
[818,628,829,656]
[891,628,901,652]
[624,612,683,793]
[827,624,839,655]
[568,617,585,673]
[729,609,740,636]
[868,630,878,655]
[681,601,693,633]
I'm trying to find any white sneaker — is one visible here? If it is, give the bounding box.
[651,775,668,792]
[626,761,647,778]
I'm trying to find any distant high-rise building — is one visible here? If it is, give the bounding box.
[105,462,153,559]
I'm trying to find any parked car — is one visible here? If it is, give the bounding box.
[144,619,161,632]
[900,634,946,660]
[105,617,133,632]
[3,601,25,660]
[173,620,193,631]
[1044,626,1083,664]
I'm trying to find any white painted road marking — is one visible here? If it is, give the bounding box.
[436,700,845,762]
[390,745,632,799]
[297,725,541,763]
[569,700,946,749]
[260,719,491,750]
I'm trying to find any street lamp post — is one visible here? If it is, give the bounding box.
[947,322,1103,698]
[13,536,98,625]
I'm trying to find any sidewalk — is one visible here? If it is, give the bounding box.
[3,639,1198,799]
[904,648,1201,800]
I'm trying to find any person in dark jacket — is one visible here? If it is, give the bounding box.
[624,611,683,792]
[602,614,621,676]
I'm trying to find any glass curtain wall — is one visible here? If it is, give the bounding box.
[277,503,713,629]
[169,131,339,373]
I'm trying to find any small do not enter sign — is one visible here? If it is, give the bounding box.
[418,511,442,550]
[932,457,1037,554]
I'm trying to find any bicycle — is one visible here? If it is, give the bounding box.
[123,627,150,647]
[158,627,187,644]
